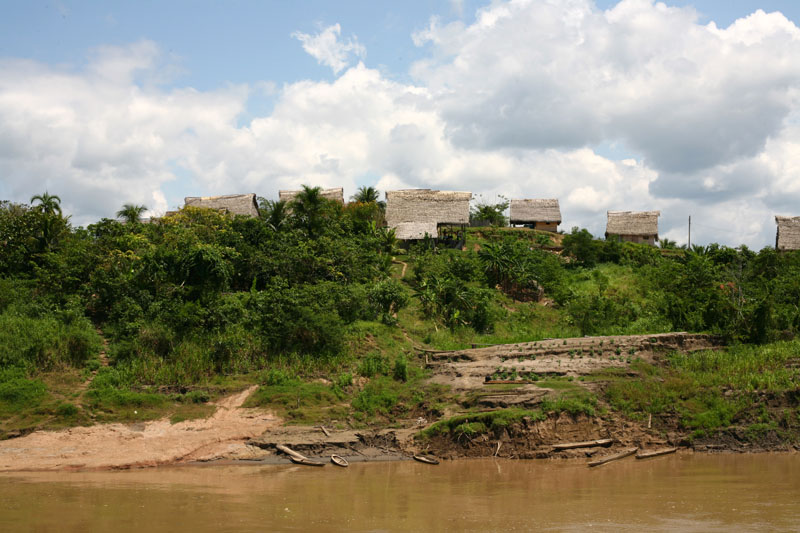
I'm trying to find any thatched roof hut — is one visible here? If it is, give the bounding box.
[184,194,260,218]
[606,210,660,245]
[393,222,439,240]
[776,216,800,251]
[510,199,561,230]
[279,187,344,204]
[385,189,472,238]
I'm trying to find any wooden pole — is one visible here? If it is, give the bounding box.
[588,447,637,467]
[688,215,691,249]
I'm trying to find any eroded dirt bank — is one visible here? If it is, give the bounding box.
[2,332,795,471]
[0,386,278,471]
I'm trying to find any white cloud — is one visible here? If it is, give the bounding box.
[2,3,800,250]
[292,24,366,74]
[411,0,800,176]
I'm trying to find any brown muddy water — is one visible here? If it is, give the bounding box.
[1,453,799,532]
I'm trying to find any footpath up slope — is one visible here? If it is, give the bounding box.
[0,386,277,471]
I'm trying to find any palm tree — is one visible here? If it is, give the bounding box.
[351,186,385,209]
[259,198,289,231]
[30,191,65,250]
[116,204,148,224]
[30,191,62,216]
[292,185,327,236]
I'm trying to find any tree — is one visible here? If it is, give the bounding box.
[30,191,62,217]
[30,191,66,250]
[659,237,677,249]
[351,186,385,209]
[258,198,289,231]
[116,204,147,225]
[291,185,327,237]
[470,197,509,227]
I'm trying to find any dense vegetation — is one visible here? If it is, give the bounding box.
[2,191,800,443]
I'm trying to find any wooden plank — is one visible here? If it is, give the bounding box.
[552,438,613,451]
[588,447,637,467]
[636,447,678,459]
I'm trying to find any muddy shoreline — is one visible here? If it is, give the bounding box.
[1,332,796,472]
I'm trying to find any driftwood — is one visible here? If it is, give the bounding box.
[588,447,637,467]
[290,456,325,467]
[319,426,331,437]
[552,438,613,451]
[276,444,306,461]
[413,454,440,465]
[494,441,502,457]
[636,447,678,459]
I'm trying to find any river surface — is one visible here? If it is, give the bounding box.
[1,453,799,531]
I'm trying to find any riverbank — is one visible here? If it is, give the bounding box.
[0,333,800,471]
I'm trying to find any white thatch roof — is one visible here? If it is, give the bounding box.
[606,211,660,236]
[776,216,800,251]
[184,194,259,218]
[510,199,561,224]
[278,187,344,204]
[393,222,438,240]
[385,189,471,236]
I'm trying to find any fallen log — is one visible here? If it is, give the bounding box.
[319,426,331,437]
[276,444,307,461]
[636,447,678,459]
[552,438,613,451]
[588,447,637,468]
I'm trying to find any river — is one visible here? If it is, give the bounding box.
[1,453,799,531]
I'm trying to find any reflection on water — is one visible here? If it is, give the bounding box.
[1,454,799,532]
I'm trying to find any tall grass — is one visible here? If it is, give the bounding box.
[0,311,100,371]
[669,341,800,392]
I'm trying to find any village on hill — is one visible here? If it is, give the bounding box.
[180,188,800,251]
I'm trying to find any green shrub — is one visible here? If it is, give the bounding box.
[358,352,388,377]
[393,355,409,382]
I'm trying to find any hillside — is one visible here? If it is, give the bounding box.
[2,195,800,462]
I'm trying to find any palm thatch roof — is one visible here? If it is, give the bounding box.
[184,194,260,218]
[393,222,439,240]
[776,216,800,251]
[278,187,344,204]
[606,210,660,236]
[509,199,561,224]
[385,190,472,235]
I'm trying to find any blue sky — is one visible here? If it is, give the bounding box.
[2,1,800,247]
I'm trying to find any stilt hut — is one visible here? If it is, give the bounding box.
[385,189,471,246]
[183,194,260,218]
[605,211,660,245]
[509,199,562,232]
[278,187,344,204]
[775,216,800,251]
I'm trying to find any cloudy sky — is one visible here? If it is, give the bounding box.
[1,0,799,247]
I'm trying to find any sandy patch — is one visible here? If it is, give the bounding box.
[0,386,278,471]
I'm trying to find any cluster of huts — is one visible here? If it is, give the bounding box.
[176,190,800,251]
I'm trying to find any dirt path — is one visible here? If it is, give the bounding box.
[0,386,277,471]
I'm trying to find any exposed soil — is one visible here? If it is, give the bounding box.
[0,386,278,471]
[425,332,722,393]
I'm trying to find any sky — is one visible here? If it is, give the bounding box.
[1,0,800,248]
